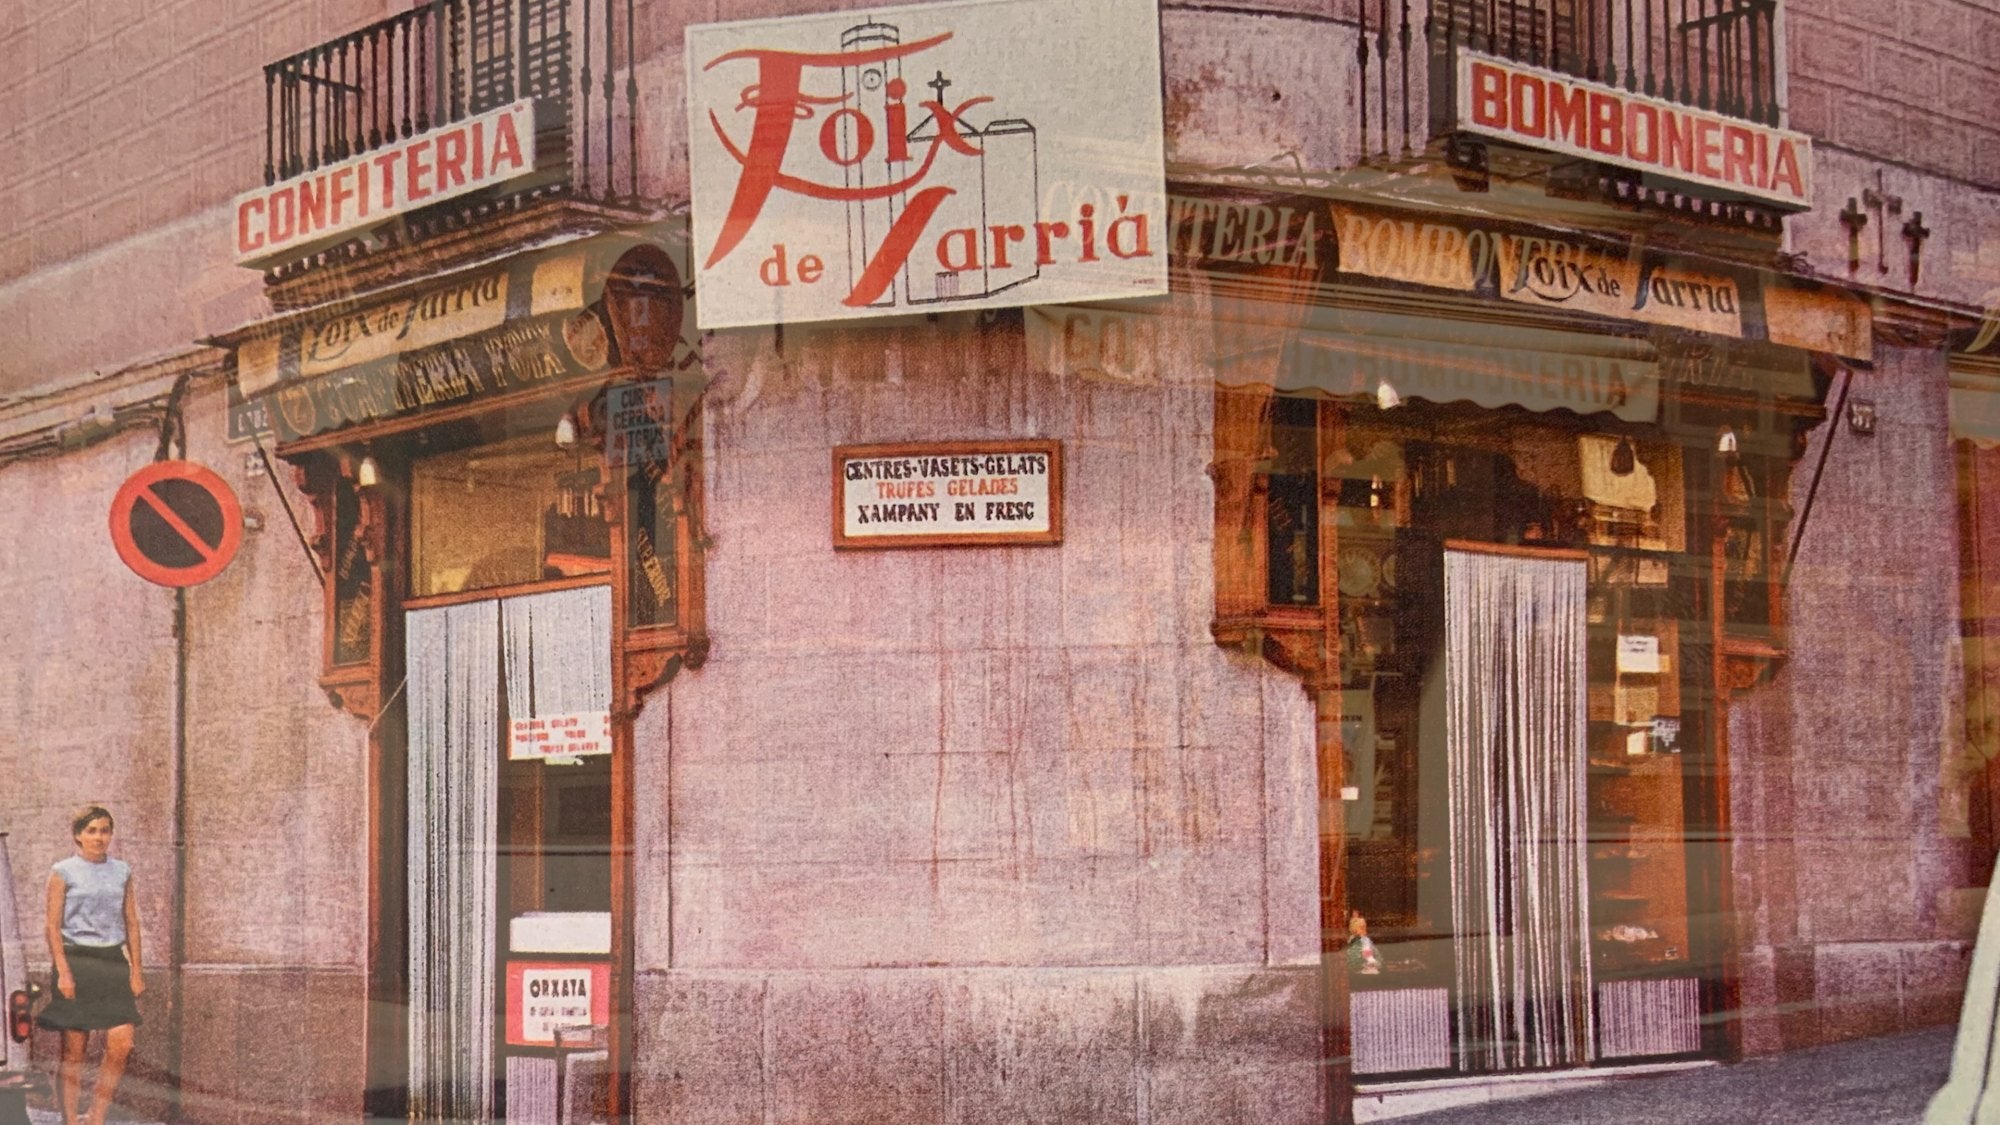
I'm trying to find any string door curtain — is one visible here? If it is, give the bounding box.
[1444,547,1595,1071]
[405,586,612,1121]
[502,586,613,726]
[406,600,503,1122]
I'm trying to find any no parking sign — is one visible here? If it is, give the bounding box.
[108,461,243,587]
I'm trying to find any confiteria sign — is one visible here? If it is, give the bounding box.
[233,100,540,269]
[684,0,1168,329]
[1455,51,1813,210]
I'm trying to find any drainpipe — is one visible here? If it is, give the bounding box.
[157,379,190,1123]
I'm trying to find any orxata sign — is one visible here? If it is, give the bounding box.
[685,0,1167,329]
[1456,51,1812,211]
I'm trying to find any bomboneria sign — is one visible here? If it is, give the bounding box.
[685,0,1168,329]
[1455,51,1812,211]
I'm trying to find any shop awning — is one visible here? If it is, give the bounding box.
[224,229,693,445]
[1222,303,1662,424]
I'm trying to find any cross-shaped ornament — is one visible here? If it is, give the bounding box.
[928,70,951,102]
[1838,197,1868,274]
[1902,211,1932,286]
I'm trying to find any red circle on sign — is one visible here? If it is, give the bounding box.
[109,461,244,587]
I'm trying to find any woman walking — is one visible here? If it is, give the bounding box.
[37,806,143,1125]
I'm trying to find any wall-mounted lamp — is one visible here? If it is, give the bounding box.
[1375,378,1402,410]
[356,455,380,489]
[1717,427,1739,456]
[1610,436,1636,476]
[554,413,578,449]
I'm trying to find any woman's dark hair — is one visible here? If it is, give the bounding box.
[69,805,113,839]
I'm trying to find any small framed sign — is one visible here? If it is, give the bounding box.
[833,440,1063,550]
[505,960,611,1047]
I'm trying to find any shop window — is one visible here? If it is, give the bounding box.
[411,433,610,597]
[1267,395,1321,606]
[1322,400,1713,1072]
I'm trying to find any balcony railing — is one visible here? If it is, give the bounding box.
[262,0,637,247]
[1357,0,1781,164]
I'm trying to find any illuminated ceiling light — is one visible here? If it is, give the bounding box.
[1610,436,1636,476]
[356,455,380,489]
[1375,378,1402,410]
[554,413,578,449]
[1717,427,1738,455]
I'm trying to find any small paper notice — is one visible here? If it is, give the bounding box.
[1616,635,1663,674]
[508,710,611,760]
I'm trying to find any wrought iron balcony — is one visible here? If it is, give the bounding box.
[1357,0,1782,171]
[259,0,637,267]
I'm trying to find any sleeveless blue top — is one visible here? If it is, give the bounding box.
[53,856,129,947]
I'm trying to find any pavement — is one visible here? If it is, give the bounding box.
[5,1024,1960,1123]
[1387,1025,1957,1125]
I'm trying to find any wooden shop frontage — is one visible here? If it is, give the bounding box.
[1172,185,1869,1108]
[219,224,704,1122]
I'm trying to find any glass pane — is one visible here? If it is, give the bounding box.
[411,434,610,598]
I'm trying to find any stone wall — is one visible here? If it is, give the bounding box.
[628,303,1327,1122]
[1731,341,1978,1053]
[0,376,370,1122]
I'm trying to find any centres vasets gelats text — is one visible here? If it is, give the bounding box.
[845,453,1050,526]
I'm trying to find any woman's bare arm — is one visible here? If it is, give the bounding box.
[123,874,144,996]
[45,872,73,999]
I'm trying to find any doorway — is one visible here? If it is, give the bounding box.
[403,584,613,1120]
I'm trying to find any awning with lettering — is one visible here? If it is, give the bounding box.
[236,249,594,398]
[1224,303,1662,423]
[226,229,694,445]
[1327,199,1872,360]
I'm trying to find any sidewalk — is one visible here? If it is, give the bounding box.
[1387,1025,1955,1125]
[9,1025,1958,1124]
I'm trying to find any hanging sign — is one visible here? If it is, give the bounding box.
[229,251,615,443]
[685,0,1167,328]
[505,961,611,1047]
[607,379,677,467]
[1331,203,1492,293]
[1494,233,1744,338]
[108,461,245,588]
[234,100,540,268]
[1456,50,1812,210]
[1166,195,1325,279]
[1327,203,1745,338]
[834,440,1061,548]
[508,711,612,761]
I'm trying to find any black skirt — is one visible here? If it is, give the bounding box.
[36,944,142,1031]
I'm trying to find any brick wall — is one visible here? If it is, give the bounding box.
[1786,0,2000,189]
[0,0,395,287]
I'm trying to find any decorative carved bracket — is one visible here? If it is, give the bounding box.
[1721,639,1786,694]
[618,633,711,720]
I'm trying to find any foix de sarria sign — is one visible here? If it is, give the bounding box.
[685,0,1168,329]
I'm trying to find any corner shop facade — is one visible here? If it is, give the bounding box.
[0,2,1989,1123]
